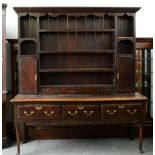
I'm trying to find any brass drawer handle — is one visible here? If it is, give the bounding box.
[127,109,137,115]
[83,110,94,116]
[35,106,42,110]
[67,110,78,116]
[23,111,34,116]
[106,109,117,115]
[44,111,55,116]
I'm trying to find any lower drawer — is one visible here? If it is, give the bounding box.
[18,105,61,120]
[101,104,142,120]
[63,105,100,119]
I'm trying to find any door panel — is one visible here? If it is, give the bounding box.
[19,56,38,94]
[117,56,134,93]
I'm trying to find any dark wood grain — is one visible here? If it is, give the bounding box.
[19,56,38,94]
[11,92,147,102]
[20,40,36,55]
[20,14,36,38]
[40,53,113,69]
[117,56,135,93]
[117,15,134,37]
[14,7,140,13]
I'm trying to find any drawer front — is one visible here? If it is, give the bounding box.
[60,87,77,94]
[40,87,58,94]
[99,86,115,94]
[63,105,100,119]
[101,104,141,120]
[18,105,61,120]
[79,87,97,94]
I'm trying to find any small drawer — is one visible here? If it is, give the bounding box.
[18,105,61,120]
[79,87,97,94]
[99,86,114,94]
[63,105,100,119]
[40,87,58,94]
[60,87,77,94]
[101,104,141,120]
[125,104,142,119]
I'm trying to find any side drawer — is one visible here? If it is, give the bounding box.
[63,105,100,119]
[101,104,142,120]
[18,105,61,120]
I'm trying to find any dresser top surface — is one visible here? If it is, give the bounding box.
[14,7,140,13]
[11,92,147,102]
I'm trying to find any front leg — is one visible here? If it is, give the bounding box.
[139,124,144,153]
[15,125,20,155]
[20,122,27,143]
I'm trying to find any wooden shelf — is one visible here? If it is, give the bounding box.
[39,84,115,88]
[117,37,135,41]
[39,68,115,73]
[39,29,115,33]
[39,50,115,54]
[19,38,36,43]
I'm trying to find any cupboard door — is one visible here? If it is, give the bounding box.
[117,56,134,93]
[19,56,38,94]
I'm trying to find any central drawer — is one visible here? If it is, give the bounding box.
[18,105,61,120]
[63,105,101,119]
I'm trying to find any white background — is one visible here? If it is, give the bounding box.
[1,0,155,39]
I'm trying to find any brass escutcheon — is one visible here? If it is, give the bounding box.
[77,106,84,110]
[118,105,125,109]
[35,106,43,110]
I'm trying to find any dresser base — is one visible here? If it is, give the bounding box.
[11,93,147,154]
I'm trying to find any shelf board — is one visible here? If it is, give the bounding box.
[20,38,36,42]
[39,50,115,54]
[117,37,135,40]
[39,84,115,88]
[20,55,36,57]
[117,53,134,56]
[39,68,115,73]
[39,29,115,33]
